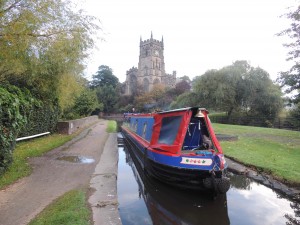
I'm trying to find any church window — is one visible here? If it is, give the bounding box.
[143,78,149,92]
[130,75,137,95]
[144,66,148,75]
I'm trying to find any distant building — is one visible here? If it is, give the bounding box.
[124,33,176,95]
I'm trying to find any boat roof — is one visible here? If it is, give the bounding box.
[157,107,208,114]
[124,107,208,117]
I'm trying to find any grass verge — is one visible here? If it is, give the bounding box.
[213,123,300,186]
[0,133,74,190]
[29,189,91,225]
[106,120,117,133]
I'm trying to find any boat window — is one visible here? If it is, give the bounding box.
[158,116,182,145]
[142,122,147,139]
[134,119,138,133]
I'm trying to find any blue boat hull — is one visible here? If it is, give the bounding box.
[122,128,230,193]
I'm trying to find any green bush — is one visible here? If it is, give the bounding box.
[0,85,34,174]
[63,89,102,120]
[18,100,59,137]
[0,84,60,175]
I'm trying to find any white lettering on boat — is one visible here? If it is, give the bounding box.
[180,157,213,166]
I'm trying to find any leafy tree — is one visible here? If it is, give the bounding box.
[57,73,86,115]
[174,79,191,95]
[0,0,100,116]
[174,61,283,123]
[0,0,99,80]
[96,85,119,113]
[277,5,300,118]
[91,65,119,88]
[243,67,283,119]
[170,92,198,109]
[133,84,187,111]
[71,89,102,118]
[134,92,155,112]
[178,75,191,82]
[116,95,135,112]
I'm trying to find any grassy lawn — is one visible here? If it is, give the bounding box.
[29,189,91,225]
[106,120,117,133]
[213,123,300,185]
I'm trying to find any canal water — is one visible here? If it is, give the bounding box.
[117,139,299,225]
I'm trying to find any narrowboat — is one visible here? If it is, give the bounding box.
[121,107,230,194]
[121,145,230,225]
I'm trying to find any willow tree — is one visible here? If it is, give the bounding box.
[0,0,100,105]
[191,61,283,122]
[277,5,300,119]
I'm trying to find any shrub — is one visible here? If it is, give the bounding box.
[0,84,59,175]
[18,100,60,137]
[0,85,35,174]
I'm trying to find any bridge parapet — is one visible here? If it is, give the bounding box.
[57,115,99,135]
[101,113,124,122]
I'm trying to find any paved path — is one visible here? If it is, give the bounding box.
[0,120,119,225]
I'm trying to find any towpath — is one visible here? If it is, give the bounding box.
[0,120,121,225]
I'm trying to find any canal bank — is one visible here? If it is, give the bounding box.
[89,133,121,225]
[226,157,300,200]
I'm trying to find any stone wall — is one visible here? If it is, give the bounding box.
[57,116,99,135]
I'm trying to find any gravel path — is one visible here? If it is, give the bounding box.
[0,120,108,225]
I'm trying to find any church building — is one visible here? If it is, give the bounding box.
[124,33,176,95]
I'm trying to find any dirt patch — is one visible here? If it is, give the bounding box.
[216,134,238,141]
[96,200,119,208]
[238,132,300,145]
[0,120,108,225]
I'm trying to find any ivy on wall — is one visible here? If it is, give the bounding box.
[0,86,31,174]
[0,85,59,175]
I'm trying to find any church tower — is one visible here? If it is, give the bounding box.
[138,32,165,92]
[125,33,176,95]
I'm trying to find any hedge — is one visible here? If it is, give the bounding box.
[0,85,34,174]
[0,85,59,175]
[18,101,59,137]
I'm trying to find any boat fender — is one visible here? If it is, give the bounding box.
[202,171,218,192]
[203,174,230,193]
[216,178,230,194]
[203,178,213,189]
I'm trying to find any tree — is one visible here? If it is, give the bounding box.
[241,67,283,122]
[96,85,119,113]
[182,61,283,123]
[0,0,100,116]
[0,0,99,80]
[91,65,119,88]
[277,5,300,119]
[134,84,168,112]
[174,79,191,95]
[170,92,198,109]
[71,89,102,118]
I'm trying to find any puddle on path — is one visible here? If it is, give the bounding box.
[57,155,95,164]
[117,143,300,225]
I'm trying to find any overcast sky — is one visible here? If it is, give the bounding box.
[82,0,297,82]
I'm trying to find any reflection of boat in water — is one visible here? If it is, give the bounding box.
[121,107,230,194]
[123,144,230,225]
